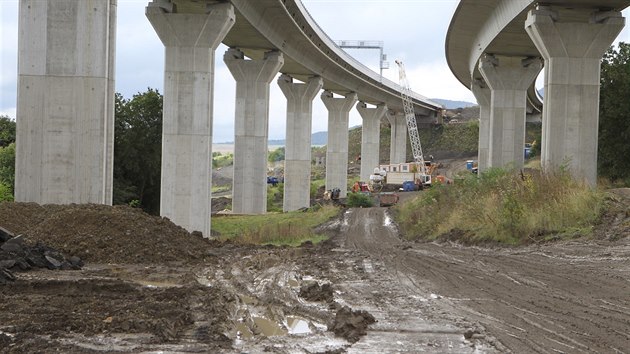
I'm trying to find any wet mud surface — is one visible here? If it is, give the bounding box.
[1,194,629,353]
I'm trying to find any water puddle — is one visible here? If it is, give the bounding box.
[286,316,311,334]
[133,280,181,288]
[253,316,288,336]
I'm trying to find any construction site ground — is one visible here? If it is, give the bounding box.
[1,162,629,352]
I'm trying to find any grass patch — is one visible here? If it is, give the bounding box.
[211,205,340,246]
[395,167,607,245]
[211,185,231,193]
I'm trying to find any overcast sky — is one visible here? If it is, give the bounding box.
[1,1,629,142]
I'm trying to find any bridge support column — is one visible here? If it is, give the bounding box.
[225,49,284,214]
[387,111,407,164]
[357,103,387,182]
[471,78,491,173]
[278,75,323,212]
[479,55,542,170]
[322,91,358,198]
[526,7,625,186]
[15,0,116,205]
[147,2,234,237]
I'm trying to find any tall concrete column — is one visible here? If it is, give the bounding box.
[15,0,116,204]
[479,55,542,170]
[526,7,625,186]
[357,102,387,181]
[278,74,323,212]
[225,49,284,214]
[322,91,358,198]
[387,111,407,164]
[146,2,234,237]
[471,78,491,173]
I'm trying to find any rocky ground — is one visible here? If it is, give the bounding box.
[0,175,629,352]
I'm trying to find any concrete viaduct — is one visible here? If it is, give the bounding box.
[15,0,442,237]
[447,0,629,185]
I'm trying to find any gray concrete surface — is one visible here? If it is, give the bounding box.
[146,2,234,236]
[225,49,284,215]
[357,103,387,182]
[322,91,357,199]
[15,0,116,205]
[278,74,323,212]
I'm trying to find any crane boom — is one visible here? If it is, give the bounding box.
[395,60,427,175]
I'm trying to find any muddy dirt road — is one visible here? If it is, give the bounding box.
[1,201,629,353]
[343,207,630,353]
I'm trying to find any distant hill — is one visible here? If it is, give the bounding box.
[431,98,477,109]
[268,131,327,146]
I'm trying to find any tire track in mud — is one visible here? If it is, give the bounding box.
[341,207,630,353]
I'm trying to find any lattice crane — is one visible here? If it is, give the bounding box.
[395,60,428,177]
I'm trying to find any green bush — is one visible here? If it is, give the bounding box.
[347,192,374,208]
[0,183,13,202]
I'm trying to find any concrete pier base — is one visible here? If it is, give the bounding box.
[15,0,117,204]
[387,111,407,164]
[471,79,491,173]
[225,49,284,214]
[322,91,357,199]
[479,55,542,170]
[146,2,234,237]
[278,75,323,212]
[357,103,387,181]
[526,7,625,186]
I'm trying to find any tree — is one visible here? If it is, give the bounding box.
[0,143,15,200]
[0,115,16,148]
[268,147,285,163]
[113,89,163,213]
[599,43,630,182]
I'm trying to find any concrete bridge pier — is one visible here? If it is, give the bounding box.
[278,75,323,212]
[387,111,407,164]
[526,7,625,186]
[357,103,387,181]
[479,55,542,170]
[224,49,284,214]
[146,2,234,237]
[15,0,116,205]
[322,91,358,198]
[471,78,491,173]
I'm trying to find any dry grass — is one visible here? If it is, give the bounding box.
[396,168,606,245]
[211,205,339,246]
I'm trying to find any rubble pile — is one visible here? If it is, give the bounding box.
[0,226,82,285]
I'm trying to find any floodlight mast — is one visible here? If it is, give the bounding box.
[395,60,427,176]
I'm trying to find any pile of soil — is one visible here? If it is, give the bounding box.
[329,306,376,343]
[0,203,217,264]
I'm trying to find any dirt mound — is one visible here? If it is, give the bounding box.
[0,203,216,264]
[299,282,334,302]
[329,306,376,343]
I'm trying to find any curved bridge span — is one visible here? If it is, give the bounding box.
[15,0,441,237]
[446,0,629,182]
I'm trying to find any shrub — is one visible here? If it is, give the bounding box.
[347,192,374,208]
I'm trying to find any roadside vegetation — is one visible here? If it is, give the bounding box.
[396,167,607,245]
[211,205,339,246]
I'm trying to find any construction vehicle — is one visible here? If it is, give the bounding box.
[394,60,432,188]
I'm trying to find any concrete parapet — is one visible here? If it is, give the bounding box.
[225,49,284,214]
[526,7,625,186]
[278,75,323,212]
[16,0,117,205]
[147,2,235,236]
[357,103,387,182]
[322,91,358,198]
